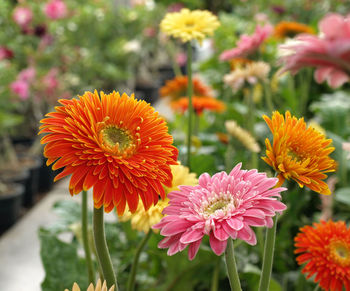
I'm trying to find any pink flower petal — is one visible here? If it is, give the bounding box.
[209,232,228,255]
[188,239,202,260]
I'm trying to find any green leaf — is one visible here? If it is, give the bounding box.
[39,228,89,291]
[334,187,350,206]
[191,154,216,175]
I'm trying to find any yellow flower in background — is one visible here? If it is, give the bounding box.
[160,8,220,44]
[119,163,198,233]
[262,111,337,194]
[65,280,115,291]
[225,120,260,153]
[274,21,315,39]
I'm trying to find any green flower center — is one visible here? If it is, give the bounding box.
[101,126,131,151]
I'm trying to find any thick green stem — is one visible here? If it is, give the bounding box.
[127,230,153,291]
[82,190,95,283]
[186,42,193,171]
[258,214,278,291]
[93,207,118,290]
[263,81,274,114]
[313,284,320,291]
[211,258,220,291]
[225,238,242,291]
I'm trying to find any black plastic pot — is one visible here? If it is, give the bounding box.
[38,157,62,193]
[0,183,25,233]
[18,155,42,207]
[135,84,159,104]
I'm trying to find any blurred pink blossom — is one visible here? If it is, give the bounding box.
[12,6,33,28]
[220,24,273,61]
[279,13,350,88]
[0,47,14,60]
[18,67,36,83]
[176,52,187,66]
[44,0,67,20]
[167,3,185,12]
[43,68,59,95]
[143,27,157,38]
[10,80,30,100]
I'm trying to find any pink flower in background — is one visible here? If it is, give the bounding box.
[167,3,185,12]
[44,0,67,20]
[280,13,350,88]
[10,80,30,100]
[0,46,14,60]
[176,52,187,66]
[43,68,59,95]
[143,27,157,38]
[153,163,287,260]
[220,24,273,61]
[18,67,36,83]
[12,6,33,28]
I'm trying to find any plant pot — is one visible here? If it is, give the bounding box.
[18,155,42,207]
[158,66,175,86]
[0,183,25,233]
[38,157,62,193]
[135,84,159,104]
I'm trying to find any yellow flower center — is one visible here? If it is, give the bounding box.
[329,241,350,267]
[99,124,136,157]
[287,148,303,162]
[184,19,196,28]
[206,200,228,214]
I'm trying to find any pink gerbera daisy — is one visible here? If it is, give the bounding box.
[153,163,287,260]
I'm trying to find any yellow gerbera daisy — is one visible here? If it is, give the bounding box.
[119,163,198,233]
[160,8,220,44]
[262,111,337,194]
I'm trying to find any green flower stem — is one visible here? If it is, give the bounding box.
[258,214,278,291]
[247,90,258,169]
[186,41,193,171]
[166,42,183,77]
[225,238,242,291]
[211,258,220,291]
[127,230,153,291]
[93,207,118,290]
[82,190,95,283]
[263,81,274,114]
[313,285,320,291]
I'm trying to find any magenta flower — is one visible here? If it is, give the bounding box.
[220,24,273,61]
[10,80,30,100]
[153,164,287,260]
[44,0,67,20]
[0,46,14,60]
[18,67,36,83]
[12,6,33,28]
[280,13,350,88]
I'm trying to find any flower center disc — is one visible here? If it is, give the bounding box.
[329,241,350,267]
[100,125,135,156]
[206,200,228,214]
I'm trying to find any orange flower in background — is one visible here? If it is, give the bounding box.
[39,91,178,215]
[262,111,336,194]
[274,21,315,39]
[159,76,213,100]
[295,220,350,291]
[171,96,226,115]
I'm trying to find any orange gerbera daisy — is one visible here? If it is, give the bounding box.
[171,96,226,115]
[262,111,336,194]
[274,21,315,39]
[39,91,178,215]
[295,220,350,291]
[159,76,212,100]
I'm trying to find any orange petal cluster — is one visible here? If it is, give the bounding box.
[295,220,350,291]
[274,21,315,39]
[262,111,336,194]
[159,76,213,100]
[39,91,178,215]
[170,96,226,115]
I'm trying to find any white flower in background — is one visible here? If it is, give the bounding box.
[224,61,270,92]
[123,40,141,53]
[343,142,350,159]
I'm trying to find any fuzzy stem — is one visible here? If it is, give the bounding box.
[263,81,274,114]
[258,214,278,291]
[225,238,242,291]
[186,42,193,170]
[82,190,95,283]
[127,230,152,291]
[93,207,118,290]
